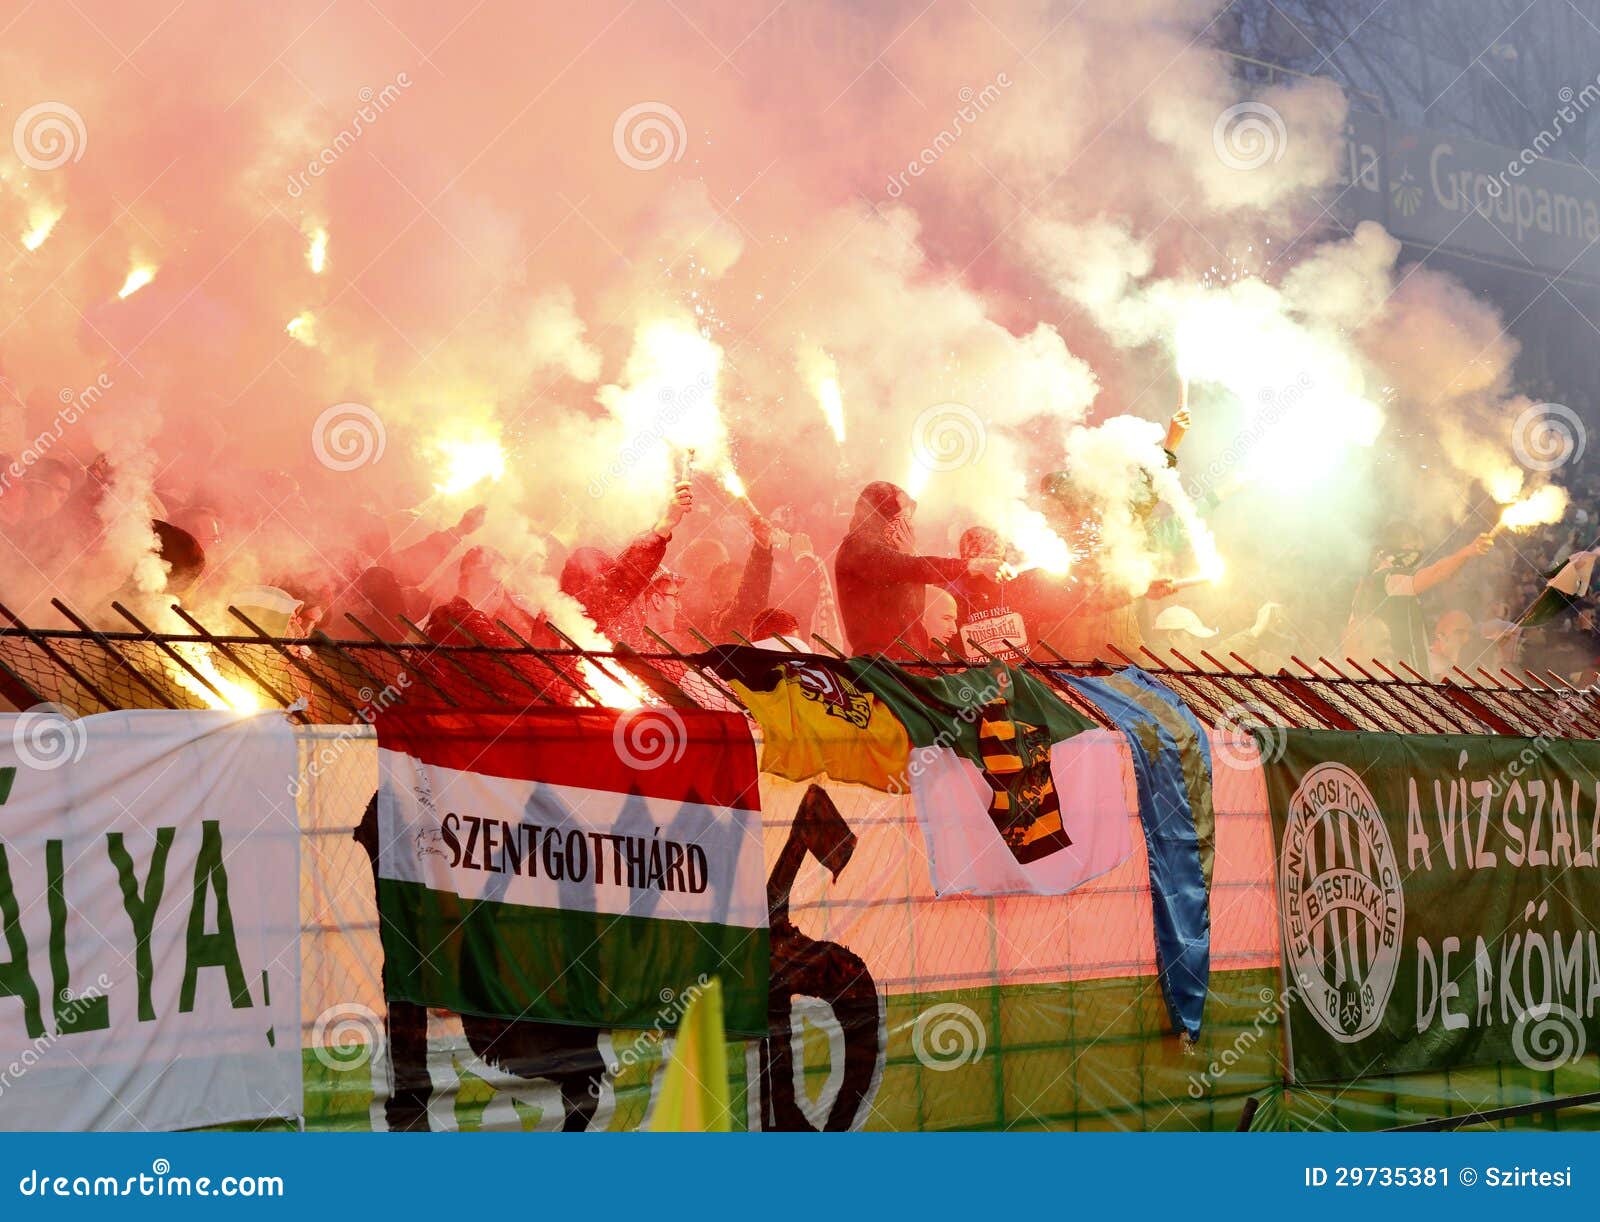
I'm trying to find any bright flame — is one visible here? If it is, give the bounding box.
[905,457,931,498]
[117,264,156,299]
[285,311,317,346]
[798,346,845,443]
[21,205,61,251]
[171,645,261,713]
[816,377,845,443]
[720,468,746,499]
[544,599,652,709]
[1497,484,1569,532]
[430,433,507,495]
[307,226,329,274]
[597,318,729,490]
[1485,466,1525,504]
[1190,528,1226,583]
[1007,504,1072,575]
[1173,284,1383,487]
[580,659,646,708]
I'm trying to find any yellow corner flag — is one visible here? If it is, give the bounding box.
[650,976,733,1132]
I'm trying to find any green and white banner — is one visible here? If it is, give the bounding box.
[1260,729,1600,1083]
[0,709,301,1131]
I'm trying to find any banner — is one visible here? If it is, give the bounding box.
[849,661,1133,896]
[0,709,301,1132]
[1327,107,1600,283]
[1260,729,1600,1083]
[375,706,768,1036]
[275,716,1595,1132]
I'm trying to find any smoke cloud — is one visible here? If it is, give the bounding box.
[0,0,1547,657]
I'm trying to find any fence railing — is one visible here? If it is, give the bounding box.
[1,598,1596,742]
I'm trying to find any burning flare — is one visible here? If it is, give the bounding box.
[543,599,648,708]
[21,205,61,251]
[285,312,317,346]
[306,226,329,274]
[798,346,845,443]
[1006,504,1072,575]
[171,645,261,713]
[1173,285,1382,487]
[1494,484,1569,535]
[579,659,645,708]
[430,432,507,495]
[904,457,932,499]
[1484,466,1525,506]
[117,263,156,299]
[597,318,730,498]
[717,466,766,526]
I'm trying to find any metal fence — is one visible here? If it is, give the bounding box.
[2,598,1597,742]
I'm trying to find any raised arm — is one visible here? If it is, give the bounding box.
[1409,533,1494,596]
[585,482,691,628]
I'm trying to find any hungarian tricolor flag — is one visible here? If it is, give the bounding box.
[375,706,769,1035]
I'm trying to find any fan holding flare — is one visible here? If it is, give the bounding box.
[1343,520,1502,681]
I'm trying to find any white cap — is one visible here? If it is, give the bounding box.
[1153,605,1217,637]
[231,585,304,636]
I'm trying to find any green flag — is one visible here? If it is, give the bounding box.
[846,659,1134,895]
[1519,547,1599,626]
[1259,729,1600,1083]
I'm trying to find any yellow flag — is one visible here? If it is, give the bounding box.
[730,663,910,792]
[650,977,732,1132]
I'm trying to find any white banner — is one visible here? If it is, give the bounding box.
[909,728,1136,896]
[377,748,767,929]
[0,709,301,1131]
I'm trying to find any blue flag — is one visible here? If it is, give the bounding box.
[1060,667,1214,1040]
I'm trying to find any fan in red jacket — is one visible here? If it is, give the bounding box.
[833,481,1004,657]
[420,482,694,703]
[558,480,694,649]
